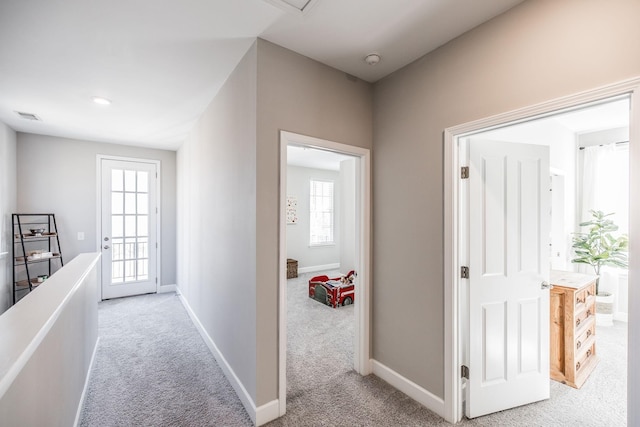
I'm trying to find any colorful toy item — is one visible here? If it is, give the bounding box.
[308,270,356,308]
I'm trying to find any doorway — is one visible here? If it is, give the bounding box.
[443,79,640,423]
[278,131,371,416]
[98,156,160,300]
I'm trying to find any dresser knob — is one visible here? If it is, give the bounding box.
[577,340,581,349]
[576,318,581,327]
[587,329,592,337]
[576,362,581,370]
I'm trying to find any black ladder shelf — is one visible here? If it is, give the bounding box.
[12,213,64,305]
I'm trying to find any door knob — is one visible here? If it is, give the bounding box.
[541,281,553,290]
[103,245,110,250]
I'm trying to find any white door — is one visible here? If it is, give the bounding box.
[466,139,550,418]
[100,158,158,299]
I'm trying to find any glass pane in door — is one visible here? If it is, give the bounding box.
[111,169,150,284]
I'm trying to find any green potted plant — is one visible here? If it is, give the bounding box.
[572,210,628,325]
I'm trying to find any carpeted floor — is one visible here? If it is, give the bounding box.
[80,272,627,426]
[79,293,253,427]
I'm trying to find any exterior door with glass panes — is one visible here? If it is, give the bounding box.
[100,158,158,299]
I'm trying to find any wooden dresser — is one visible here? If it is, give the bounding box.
[549,270,599,389]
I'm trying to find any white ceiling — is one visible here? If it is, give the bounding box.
[0,0,525,150]
[551,98,630,134]
[287,145,353,171]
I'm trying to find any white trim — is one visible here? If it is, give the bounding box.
[177,291,260,425]
[256,399,280,426]
[278,135,288,417]
[615,312,629,323]
[372,360,446,418]
[73,337,100,427]
[279,131,372,418]
[0,252,7,259]
[96,155,162,300]
[444,77,640,424]
[158,284,177,294]
[297,263,340,274]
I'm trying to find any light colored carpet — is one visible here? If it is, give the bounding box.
[79,293,252,427]
[80,273,627,426]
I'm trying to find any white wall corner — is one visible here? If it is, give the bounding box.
[256,399,280,426]
[371,360,446,419]
[177,293,261,425]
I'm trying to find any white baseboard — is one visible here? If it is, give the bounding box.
[178,292,270,426]
[74,337,100,427]
[256,399,280,426]
[297,263,340,274]
[158,284,177,294]
[372,359,445,419]
[615,312,628,322]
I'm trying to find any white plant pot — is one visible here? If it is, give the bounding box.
[595,292,614,327]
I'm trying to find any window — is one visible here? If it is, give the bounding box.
[579,143,629,235]
[309,179,334,245]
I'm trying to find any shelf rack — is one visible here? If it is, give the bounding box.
[12,213,64,305]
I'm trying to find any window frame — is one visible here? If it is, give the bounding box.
[309,178,335,247]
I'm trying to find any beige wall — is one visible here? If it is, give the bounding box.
[255,39,372,405]
[0,122,17,314]
[177,43,259,401]
[16,133,177,286]
[373,0,640,403]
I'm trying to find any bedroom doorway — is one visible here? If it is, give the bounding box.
[444,78,640,424]
[278,131,371,417]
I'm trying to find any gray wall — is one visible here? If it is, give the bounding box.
[0,253,99,427]
[16,133,177,286]
[255,38,373,405]
[177,43,258,401]
[372,0,640,408]
[286,165,340,271]
[0,122,17,314]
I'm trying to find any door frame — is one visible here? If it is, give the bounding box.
[443,77,640,423]
[96,155,162,300]
[278,131,372,416]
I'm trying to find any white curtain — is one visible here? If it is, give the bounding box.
[580,143,629,234]
[579,143,629,292]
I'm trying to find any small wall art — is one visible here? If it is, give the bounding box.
[286,196,298,224]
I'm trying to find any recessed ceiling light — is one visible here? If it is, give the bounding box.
[92,96,112,106]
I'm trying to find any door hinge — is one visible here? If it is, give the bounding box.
[156,242,158,248]
[461,365,469,379]
[461,266,469,279]
[461,166,469,179]
[155,277,158,284]
[156,207,158,214]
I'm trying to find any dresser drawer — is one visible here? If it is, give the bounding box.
[575,341,596,373]
[575,284,595,312]
[575,305,595,329]
[575,322,595,353]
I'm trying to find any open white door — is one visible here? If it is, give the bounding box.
[466,139,550,418]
